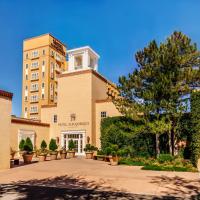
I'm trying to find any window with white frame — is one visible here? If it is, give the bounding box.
[30,106,38,113]
[101,111,107,118]
[30,95,38,102]
[31,83,39,91]
[31,61,39,69]
[31,72,39,80]
[32,50,39,58]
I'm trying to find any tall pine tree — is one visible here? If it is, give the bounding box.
[113,31,200,157]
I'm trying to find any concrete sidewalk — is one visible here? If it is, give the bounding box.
[0,157,199,199]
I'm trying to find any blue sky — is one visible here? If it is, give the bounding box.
[0,0,200,116]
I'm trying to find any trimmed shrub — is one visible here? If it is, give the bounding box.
[40,140,47,150]
[100,116,155,157]
[23,137,33,153]
[68,139,75,151]
[19,139,25,151]
[49,139,58,151]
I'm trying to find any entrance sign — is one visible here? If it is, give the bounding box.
[58,122,89,127]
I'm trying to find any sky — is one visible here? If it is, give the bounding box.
[0,0,200,116]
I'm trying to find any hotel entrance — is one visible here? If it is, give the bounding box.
[61,130,85,155]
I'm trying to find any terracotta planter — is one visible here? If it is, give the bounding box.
[109,156,119,166]
[67,151,75,158]
[50,152,58,160]
[23,154,33,164]
[85,152,94,159]
[60,152,67,159]
[38,154,47,162]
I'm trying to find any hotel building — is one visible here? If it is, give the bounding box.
[22,34,67,120]
[0,34,121,168]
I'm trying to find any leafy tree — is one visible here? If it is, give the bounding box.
[49,139,58,152]
[113,31,200,157]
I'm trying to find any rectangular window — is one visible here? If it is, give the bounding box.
[31,83,39,91]
[26,53,28,59]
[26,64,28,69]
[32,50,39,58]
[25,74,28,80]
[30,106,38,113]
[42,93,45,99]
[31,72,39,80]
[42,60,45,66]
[53,115,57,123]
[42,72,45,78]
[42,83,45,88]
[31,61,39,69]
[30,95,38,102]
[101,111,107,118]
[42,49,45,55]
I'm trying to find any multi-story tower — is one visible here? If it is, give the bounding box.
[22,33,67,120]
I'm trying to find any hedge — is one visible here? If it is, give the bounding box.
[190,91,200,166]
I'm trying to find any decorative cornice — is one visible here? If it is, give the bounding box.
[11,117,50,127]
[0,90,13,100]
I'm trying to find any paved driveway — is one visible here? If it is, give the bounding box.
[0,157,199,199]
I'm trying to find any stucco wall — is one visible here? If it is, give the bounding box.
[0,95,12,169]
[10,120,50,151]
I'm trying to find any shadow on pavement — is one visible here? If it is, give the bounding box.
[0,175,188,200]
[150,175,200,199]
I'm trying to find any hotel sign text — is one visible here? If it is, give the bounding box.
[58,122,89,127]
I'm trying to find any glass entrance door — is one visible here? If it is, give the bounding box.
[62,131,85,155]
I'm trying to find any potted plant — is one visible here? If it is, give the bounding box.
[60,147,67,159]
[38,140,48,162]
[105,145,119,166]
[67,139,76,158]
[19,139,25,157]
[84,144,98,159]
[49,139,58,160]
[10,147,17,159]
[22,137,34,164]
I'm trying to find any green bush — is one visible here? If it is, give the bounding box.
[84,144,98,152]
[49,139,58,151]
[23,137,33,153]
[158,154,174,163]
[68,139,75,151]
[40,140,47,150]
[100,116,155,157]
[19,139,25,151]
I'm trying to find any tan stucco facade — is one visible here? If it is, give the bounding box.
[41,69,121,151]
[0,91,13,169]
[10,117,50,152]
[22,34,67,120]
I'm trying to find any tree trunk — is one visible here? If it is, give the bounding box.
[168,131,172,155]
[155,134,160,158]
[171,128,175,156]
